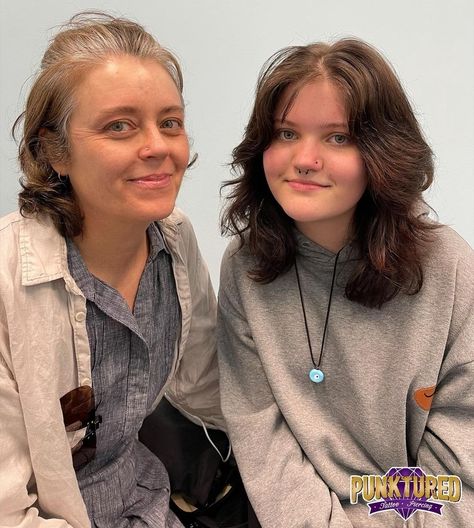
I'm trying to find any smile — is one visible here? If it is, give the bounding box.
[287,179,330,191]
[128,173,172,189]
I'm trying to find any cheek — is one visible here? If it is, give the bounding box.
[262,147,282,182]
[181,145,190,168]
[174,137,190,169]
[339,154,367,192]
[353,158,368,195]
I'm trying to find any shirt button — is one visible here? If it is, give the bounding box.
[75,311,86,322]
[82,378,92,387]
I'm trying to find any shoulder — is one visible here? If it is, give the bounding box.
[159,207,197,249]
[219,237,258,300]
[0,211,22,236]
[221,237,253,277]
[157,209,200,267]
[222,236,253,267]
[166,206,190,229]
[157,208,210,283]
[0,212,24,267]
[422,225,473,310]
[0,211,57,240]
[0,213,24,294]
[0,212,64,285]
[424,224,473,270]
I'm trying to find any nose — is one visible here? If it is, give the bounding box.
[294,138,323,174]
[138,127,170,160]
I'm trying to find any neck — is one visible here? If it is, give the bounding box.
[73,217,150,310]
[296,216,354,253]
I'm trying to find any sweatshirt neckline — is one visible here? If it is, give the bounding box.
[294,229,358,266]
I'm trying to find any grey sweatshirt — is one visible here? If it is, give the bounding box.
[217,225,473,528]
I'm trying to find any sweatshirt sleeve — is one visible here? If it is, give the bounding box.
[0,303,74,527]
[217,245,353,528]
[413,248,474,527]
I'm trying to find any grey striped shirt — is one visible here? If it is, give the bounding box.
[67,223,182,528]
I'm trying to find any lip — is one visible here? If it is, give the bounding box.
[287,179,330,191]
[128,173,172,189]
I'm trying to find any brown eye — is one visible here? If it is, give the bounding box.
[161,119,182,129]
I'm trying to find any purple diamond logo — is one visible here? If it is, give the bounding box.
[368,467,443,521]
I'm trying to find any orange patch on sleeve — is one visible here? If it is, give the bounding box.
[414,385,436,411]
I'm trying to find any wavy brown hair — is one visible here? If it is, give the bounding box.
[221,38,437,308]
[14,11,185,238]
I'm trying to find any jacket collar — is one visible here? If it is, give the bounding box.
[19,215,67,286]
[157,208,184,248]
[19,209,185,287]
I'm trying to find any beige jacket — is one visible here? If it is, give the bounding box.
[0,209,222,527]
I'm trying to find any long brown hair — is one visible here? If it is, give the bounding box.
[14,11,184,238]
[221,38,437,308]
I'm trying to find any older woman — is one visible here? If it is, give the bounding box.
[0,12,221,527]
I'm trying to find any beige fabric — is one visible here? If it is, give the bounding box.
[0,209,221,527]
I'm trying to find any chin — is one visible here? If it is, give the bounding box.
[151,203,176,222]
[135,196,177,223]
[282,206,322,224]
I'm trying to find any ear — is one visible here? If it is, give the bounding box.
[38,127,70,175]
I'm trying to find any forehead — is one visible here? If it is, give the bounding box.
[71,55,182,116]
[275,79,347,121]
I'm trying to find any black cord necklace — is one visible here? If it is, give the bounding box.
[294,249,342,383]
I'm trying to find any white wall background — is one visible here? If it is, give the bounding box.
[1,0,473,287]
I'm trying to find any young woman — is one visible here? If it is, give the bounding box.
[0,13,222,527]
[218,39,473,527]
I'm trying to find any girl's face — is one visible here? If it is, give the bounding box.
[54,55,189,233]
[263,79,367,252]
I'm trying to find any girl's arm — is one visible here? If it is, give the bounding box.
[411,249,474,528]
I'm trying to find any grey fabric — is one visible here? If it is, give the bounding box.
[67,223,182,528]
[217,225,474,528]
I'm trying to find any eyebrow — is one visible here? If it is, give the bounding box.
[274,118,348,129]
[96,104,185,118]
[159,105,185,114]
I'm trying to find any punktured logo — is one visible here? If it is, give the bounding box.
[350,467,462,521]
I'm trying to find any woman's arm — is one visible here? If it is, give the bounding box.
[0,305,75,527]
[217,246,353,528]
[164,212,223,429]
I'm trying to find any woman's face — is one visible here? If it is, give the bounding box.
[55,55,189,232]
[263,78,367,252]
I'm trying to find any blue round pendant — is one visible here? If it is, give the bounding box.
[309,368,324,383]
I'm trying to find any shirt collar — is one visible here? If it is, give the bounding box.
[66,223,167,301]
[148,222,168,262]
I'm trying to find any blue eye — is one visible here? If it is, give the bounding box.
[331,134,349,144]
[277,129,296,140]
[107,121,131,132]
